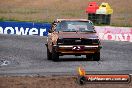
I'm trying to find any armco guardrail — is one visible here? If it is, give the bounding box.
[0,22,132,42]
[95,26,132,42]
[0,22,51,36]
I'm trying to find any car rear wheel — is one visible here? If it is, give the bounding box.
[47,47,52,60]
[52,47,59,62]
[93,52,100,61]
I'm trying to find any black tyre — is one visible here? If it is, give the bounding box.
[86,54,93,60]
[52,47,59,62]
[47,47,52,60]
[93,52,100,61]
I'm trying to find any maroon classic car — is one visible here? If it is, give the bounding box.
[46,19,102,61]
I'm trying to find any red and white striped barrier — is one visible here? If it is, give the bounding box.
[95,26,132,42]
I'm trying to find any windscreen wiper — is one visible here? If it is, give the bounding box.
[81,30,96,32]
[62,30,77,32]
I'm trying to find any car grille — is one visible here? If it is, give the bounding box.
[58,38,99,45]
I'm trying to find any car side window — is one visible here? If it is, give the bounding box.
[56,23,61,31]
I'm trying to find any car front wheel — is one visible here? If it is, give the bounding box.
[47,47,52,60]
[52,47,59,62]
[93,52,100,61]
[86,54,93,60]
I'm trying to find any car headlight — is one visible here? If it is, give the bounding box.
[92,39,100,45]
[57,38,63,45]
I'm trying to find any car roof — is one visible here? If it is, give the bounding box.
[56,19,91,22]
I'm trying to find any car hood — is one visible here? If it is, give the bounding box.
[56,32,98,39]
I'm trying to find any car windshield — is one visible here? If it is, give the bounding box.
[56,21,95,32]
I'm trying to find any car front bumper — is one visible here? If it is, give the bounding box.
[53,45,102,55]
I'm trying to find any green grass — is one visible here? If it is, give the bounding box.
[0,0,131,26]
[0,17,19,22]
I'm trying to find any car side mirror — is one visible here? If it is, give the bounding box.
[48,29,53,33]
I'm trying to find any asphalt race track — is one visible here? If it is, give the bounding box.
[0,34,132,76]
